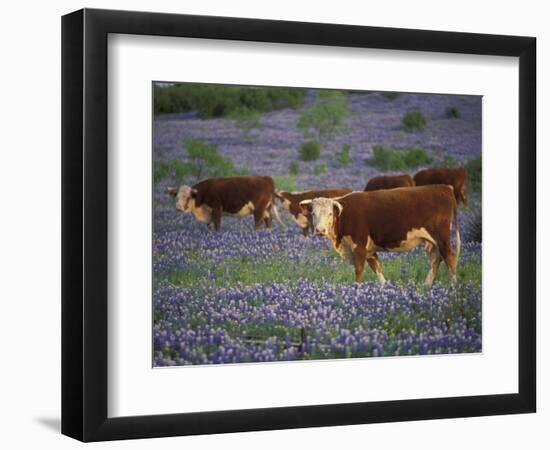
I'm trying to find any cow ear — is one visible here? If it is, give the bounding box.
[333,201,343,216]
[167,187,178,197]
[299,199,313,216]
[190,188,198,198]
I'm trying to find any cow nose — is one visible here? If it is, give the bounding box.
[316,227,325,234]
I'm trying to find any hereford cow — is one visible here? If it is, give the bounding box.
[275,188,352,236]
[364,174,415,192]
[414,167,468,206]
[299,185,460,286]
[167,176,284,231]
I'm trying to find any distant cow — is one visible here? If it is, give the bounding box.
[364,174,415,192]
[300,185,460,286]
[168,176,284,231]
[275,188,352,236]
[414,167,468,206]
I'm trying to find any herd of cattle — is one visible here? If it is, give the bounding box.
[167,167,467,287]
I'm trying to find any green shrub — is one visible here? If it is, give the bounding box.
[227,106,261,137]
[445,106,460,118]
[464,203,482,242]
[153,83,307,118]
[297,90,349,140]
[465,155,482,193]
[369,145,432,171]
[381,91,400,101]
[401,110,427,131]
[272,175,299,192]
[154,161,171,183]
[335,144,351,165]
[314,164,327,175]
[289,161,299,176]
[184,139,244,179]
[299,140,321,161]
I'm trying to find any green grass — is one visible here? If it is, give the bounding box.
[165,248,481,290]
[369,145,433,171]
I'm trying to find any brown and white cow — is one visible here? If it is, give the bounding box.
[364,174,415,192]
[414,167,468,206]
[167,176,284,231]
[275,188,352,236]
[300,185,460,286]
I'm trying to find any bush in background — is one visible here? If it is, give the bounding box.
[227,106,261,138]
[335,144,352,165]
[465,155,482,193]
[445,106,461,118]
[369,145,432,171]
[297,90,349,142]
[154,83,307,118]
[381,91,401,101]
[299,140,321,161]
[401,110,427,131]
[314,164,327,175]
[273,175,299,192]
[289,161,299,176]
[463,204,482,243]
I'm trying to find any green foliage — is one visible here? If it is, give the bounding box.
[272,175,299,192]
[153,159,197,184]
[445,106,461,118]
[153,161,171,183]
[381,91,401,101]
[434,154,459,168]
[289,161,300,176]
[369,145,432,171]
[297,90,349,140]
[335,144,351,165]
[227,106,261,138]
[465,155,482,193]
[401,110,427,131]
[314,164,327,175]
[154,83,307,118]
[464,205,482,243]
[299,140,321,161]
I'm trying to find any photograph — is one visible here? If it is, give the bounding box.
[152,83,482,366]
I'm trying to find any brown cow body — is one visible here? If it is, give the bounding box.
[414,167,468,206]
[364,174,415,192]
[168,176,283,230]
[300,186,460,286]
[275,188,352,236]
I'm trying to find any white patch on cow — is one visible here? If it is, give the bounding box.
[280,198,292,211]
[333,235,357,265]
[231,201,254,217]
[175,185,194,212]
[292,213,309,229]
[389,227,436,253]
[192,204,212,224]
[365,235,379,256]
[376,272,386,285]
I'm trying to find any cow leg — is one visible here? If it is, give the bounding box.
[264,214,272,229]
[302,226,309,237]
[211,207,222,231]
[424,246,442,287]
[353,247,367,283]
[367,254,386,285]
[253,208,265,230]
[438,240,458,285]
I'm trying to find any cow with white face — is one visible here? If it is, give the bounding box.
[300,186,460,286]
[274,188,351,236]
[168,176,284,231]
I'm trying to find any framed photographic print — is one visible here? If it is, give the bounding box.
[62,8,536,442]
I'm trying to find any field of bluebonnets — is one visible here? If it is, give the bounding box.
[152,84,482,366]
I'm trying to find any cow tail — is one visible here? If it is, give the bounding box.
[271,195,286,228]
[453,197,461,261]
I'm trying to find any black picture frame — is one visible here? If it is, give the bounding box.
[62,8,536,442]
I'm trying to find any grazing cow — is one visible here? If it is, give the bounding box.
[275,188,352,236]
[167,176,284,231]
[364,174,415,192]
[414,167,468,206]
[299,185,460,286]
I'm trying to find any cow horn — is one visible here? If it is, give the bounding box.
[299,199,313,206]
[333,201,343,216]
[167,187,178,197]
